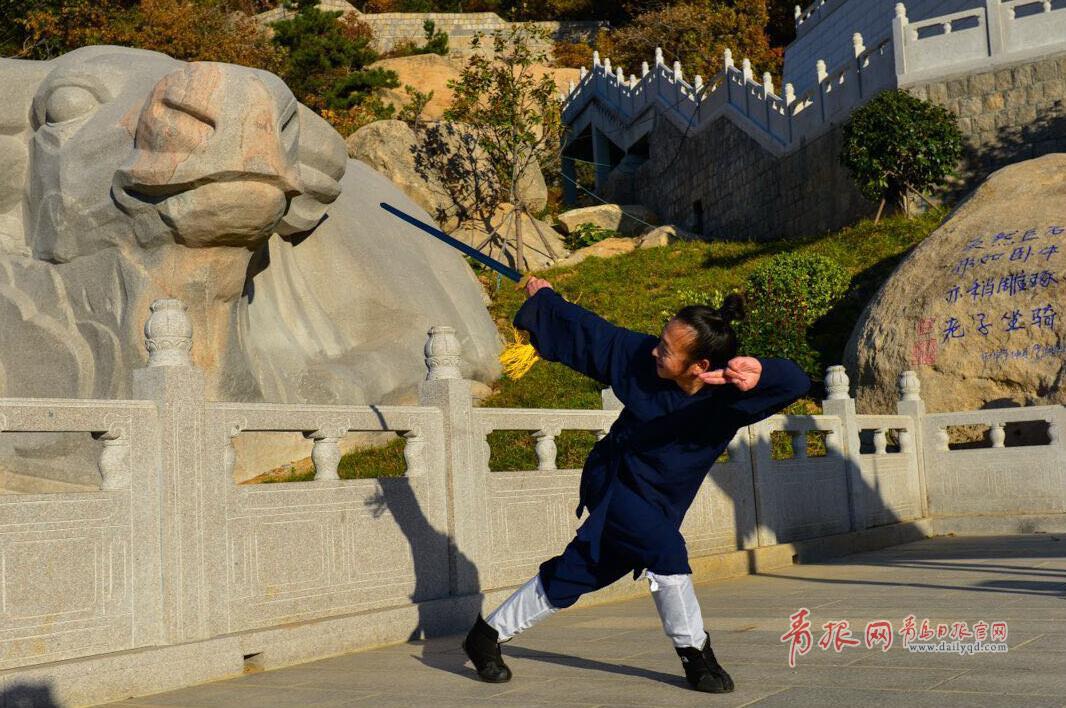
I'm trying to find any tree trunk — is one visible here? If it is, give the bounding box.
[907,183,939,210]
[874,198,886,224]
[514,202,526,274]
[529,209,560,261]
[474,207,512,253]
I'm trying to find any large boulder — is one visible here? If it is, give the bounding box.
[555,237,637,268]
[639,224,700,244]
[347,119,547,230]
[0,47,502,487]
[844,153,1066,418]
[557,204,658,237]
[346,119,453,227]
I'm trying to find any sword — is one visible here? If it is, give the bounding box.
[380,202,523,283]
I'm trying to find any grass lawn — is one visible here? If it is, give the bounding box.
[244,209,945,483]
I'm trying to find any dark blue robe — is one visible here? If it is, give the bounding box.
[513,287,811,607]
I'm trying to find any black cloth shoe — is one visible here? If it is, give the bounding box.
[461,614,512,683]
[676,636,735,693]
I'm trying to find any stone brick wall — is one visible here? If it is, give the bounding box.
[620,117,874,241]
[255,4,601,57]
[905,53,1066,196]
[361,16,600,55]
[360,12,506,54]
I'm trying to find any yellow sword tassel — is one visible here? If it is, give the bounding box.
[498,273,541,379]
[499,323,540,379]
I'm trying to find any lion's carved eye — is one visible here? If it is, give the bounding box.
[45,85,99,125]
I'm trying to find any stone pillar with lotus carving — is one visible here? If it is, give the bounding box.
[418,325,483,596]
[133,298,225,643]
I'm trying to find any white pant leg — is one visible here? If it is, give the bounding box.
[485,574,559,642]
[647,571,709,649]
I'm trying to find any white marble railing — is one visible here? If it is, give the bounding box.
[895,0,1066,83]
[0,398,162,671]
[562,30,895,154]
[563,1,1066,157]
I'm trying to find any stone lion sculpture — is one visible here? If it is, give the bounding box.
[0,46,501,486]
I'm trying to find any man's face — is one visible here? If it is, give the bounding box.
[652,318,708,381]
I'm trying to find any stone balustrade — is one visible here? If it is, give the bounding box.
[562,1,1066,167]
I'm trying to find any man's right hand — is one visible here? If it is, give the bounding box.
[522,276,553,298]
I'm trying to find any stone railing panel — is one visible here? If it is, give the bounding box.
[903,7,990,76]
[921,405,1066,516]
[469,407,616,591]
[1003,0,1066,53]
[680,429,759,556]
[0,399,162,670]
[855,414,923,526]
[205,403,449,633]
[748,414,851,546]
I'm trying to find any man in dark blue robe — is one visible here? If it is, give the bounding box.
[463,276,811,693]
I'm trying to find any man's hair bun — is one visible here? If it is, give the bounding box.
[717,293,746,325]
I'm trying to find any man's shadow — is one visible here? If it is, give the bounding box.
[1,682,60,707]
[364,477,483,643]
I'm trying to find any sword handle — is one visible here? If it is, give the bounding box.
[513,272,533,292]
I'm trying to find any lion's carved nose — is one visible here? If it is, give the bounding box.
[115,62,303,247]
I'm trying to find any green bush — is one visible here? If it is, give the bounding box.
[840,89,963,214]
[421,19,450,56]
[738,253,850,372]
[563,222,616,251]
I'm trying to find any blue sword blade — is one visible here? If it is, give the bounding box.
[380,202,523,282]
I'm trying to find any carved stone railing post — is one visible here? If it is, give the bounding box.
[305,426,345,481]
[133,298,224,643]
[892,2,910,76]
[825,365,850,400]
[425,326,463,381]
[533,427,560,471]
[601,387,623,411]
[746,419,776,546]
[144,299,193,367]
[985,0,1006,56]
[418,325,481,596]
[821,365,865,531]
[896,369,930,517]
